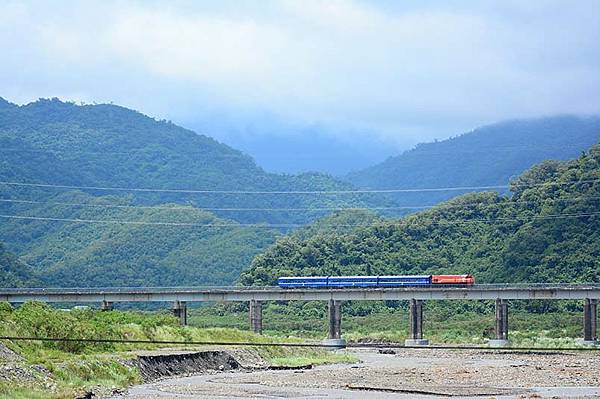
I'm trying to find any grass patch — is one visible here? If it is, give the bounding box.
[0,383,53,399]
[52,356,140,390]
[189,301,589,348]
[269,353,356,367]
[1,302,354,398]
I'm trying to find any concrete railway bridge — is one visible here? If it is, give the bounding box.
[1,284,599,347]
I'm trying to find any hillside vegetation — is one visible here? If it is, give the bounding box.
[0,97,370,225]
[346,116,600,209]
[0,98,374,287]
[241,142,600,285]
[0,191,279,287]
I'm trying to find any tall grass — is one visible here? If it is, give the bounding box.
[189,301,588,347]
[0,301,354,399]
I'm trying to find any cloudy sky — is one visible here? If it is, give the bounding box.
[1,0,599,173]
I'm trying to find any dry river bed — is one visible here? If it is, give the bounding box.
[112,348,600,399]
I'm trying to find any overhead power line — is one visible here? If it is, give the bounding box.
[1,195,600,212]
[0,178,599,195]
[1,212,599,229]
[0,143,592,157]
[0,214,261,228]
[0,198,429,211]
[0,180,507,193]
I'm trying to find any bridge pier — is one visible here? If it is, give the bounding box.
[405,299,428,346]
[583,299,598,344]
[172,300,187,326]
[328,299,342,339]
[489,299,509,347]
[249,300,263,334]
[323,299,346,348]
[101,300,113,311]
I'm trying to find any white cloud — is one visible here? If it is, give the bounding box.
[0,0,598,145]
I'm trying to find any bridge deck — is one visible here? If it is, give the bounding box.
[2,284,600,303]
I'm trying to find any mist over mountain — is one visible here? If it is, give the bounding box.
[345,116,600,208]
[186,116,400,175]
[208,130,397,176]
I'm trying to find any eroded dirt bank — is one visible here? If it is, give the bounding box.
[113,348,600,399]
[135,349,267,382]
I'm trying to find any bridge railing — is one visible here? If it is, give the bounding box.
[2,283,600,295]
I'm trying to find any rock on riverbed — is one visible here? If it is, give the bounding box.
[112,348,600,399]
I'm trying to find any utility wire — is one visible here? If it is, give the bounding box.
[0,180,506,194]
[1,178,599,195]
[1,212,599,229]
[0,336,598,351]
[0,198,430,211]
[0,214,267,228]
[1,196,600,212]
[0,143,593,156]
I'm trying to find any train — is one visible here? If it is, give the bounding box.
[277,274,474,289]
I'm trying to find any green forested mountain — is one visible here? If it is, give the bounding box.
[241,143,600,285]
[0,98,372,287]
[345,116,600,210]
[0,97,369,225]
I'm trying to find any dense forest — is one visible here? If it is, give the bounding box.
[0,97,371,226]
[0,192,279,287]
[241,143,600,285]
[345,116,600,210]
[0,98,372,287]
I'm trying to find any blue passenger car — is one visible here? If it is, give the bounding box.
[278,275,437,289]
[377,275,431,287]
[328,276,378,288]
[277,276,328,288]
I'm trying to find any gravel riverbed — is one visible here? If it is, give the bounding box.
[112,348,600,398]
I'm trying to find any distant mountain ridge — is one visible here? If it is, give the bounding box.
[0,98,370,225]
[0,97,286,189]
[345,116,600,207]
[208,127,397,176]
